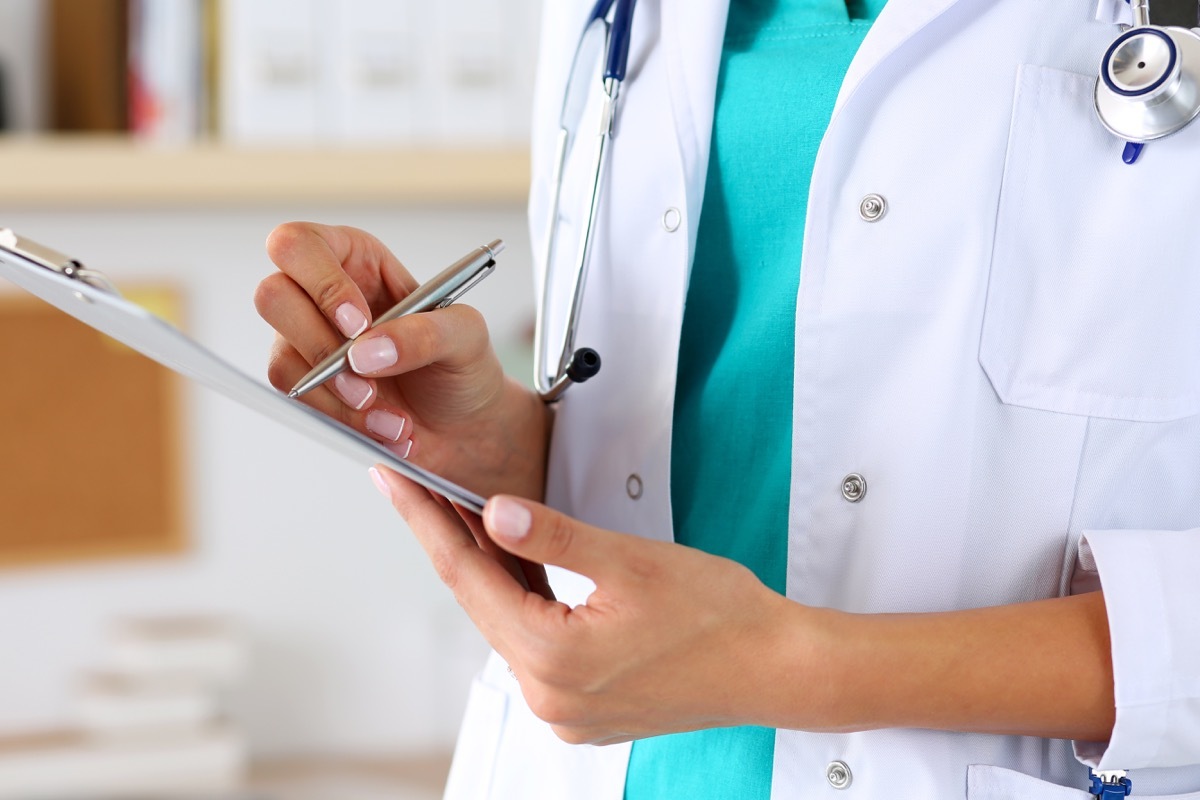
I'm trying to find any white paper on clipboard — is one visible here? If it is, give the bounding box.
[0,229,487,515]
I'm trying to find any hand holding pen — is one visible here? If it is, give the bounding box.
[257,222,553,595]
[288,239,504,399]
[256,225,550,490]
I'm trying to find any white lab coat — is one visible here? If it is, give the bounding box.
[444,0,1200,797]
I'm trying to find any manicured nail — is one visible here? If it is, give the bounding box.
[387,438,414,460]
[369,467,391,500]
[333,372,373,410]
[334,303,368,339]
[366,409,406,442]
[348,336,398,374]
[487,497,532,542]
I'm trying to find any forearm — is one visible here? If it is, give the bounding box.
[763,591,1115,741]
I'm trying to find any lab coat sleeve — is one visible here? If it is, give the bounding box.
[1071,528,1200,770]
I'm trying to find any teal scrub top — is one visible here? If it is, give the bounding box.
[624,1,887,797]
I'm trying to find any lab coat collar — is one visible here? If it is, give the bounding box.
[655,0,973,246]
[834,0,969,117]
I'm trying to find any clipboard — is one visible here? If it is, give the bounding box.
[0,229,487,516]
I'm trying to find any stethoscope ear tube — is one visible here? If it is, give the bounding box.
[538,348,602,404]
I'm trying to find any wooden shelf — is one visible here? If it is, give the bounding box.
[0,137,531,208]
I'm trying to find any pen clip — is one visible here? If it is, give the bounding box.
[436,258,496,309]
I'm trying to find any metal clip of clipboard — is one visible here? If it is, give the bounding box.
[0,228,489,516]
[0,229,123,297]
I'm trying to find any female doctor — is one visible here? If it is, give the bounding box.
[255,0,1200,797]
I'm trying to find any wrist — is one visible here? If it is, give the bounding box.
[741,596,864,732]
[500,376,553,501]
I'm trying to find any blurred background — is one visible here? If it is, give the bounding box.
[0,0,540,797]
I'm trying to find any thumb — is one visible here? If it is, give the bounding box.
[483,495,622,579]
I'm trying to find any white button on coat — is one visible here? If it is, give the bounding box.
[662,207,682,232]
[442,1,1200,799]
[626,474,644,500]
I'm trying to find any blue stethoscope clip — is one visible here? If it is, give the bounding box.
[1090,769,1133,798]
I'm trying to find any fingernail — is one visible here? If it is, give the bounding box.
[487,497,532,542]
[348,336,398,374]
[369,467,391,500]
[387,438,414,460]
[333,372,374,410]
[335,303,369,339]
[366,409,406,442]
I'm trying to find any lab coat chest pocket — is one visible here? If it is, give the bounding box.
[980,64,1200,422]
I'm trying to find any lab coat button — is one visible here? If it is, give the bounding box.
[626,474,644,500]
[827,760,853,789]
[662,207,682,232]
[859,194,887,222]
[841,474,867,503]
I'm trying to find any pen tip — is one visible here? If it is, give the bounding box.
[287,390,299,399]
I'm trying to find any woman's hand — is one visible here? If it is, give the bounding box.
[255,222,550,500]
[370,466,836,745]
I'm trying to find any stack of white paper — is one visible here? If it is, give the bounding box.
[0,727,244,800]
[101,616,245,685]
[0,616,251,798]
[79,616,243,740]
[78,673,219,736]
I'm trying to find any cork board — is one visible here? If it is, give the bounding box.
[0,289,186,567]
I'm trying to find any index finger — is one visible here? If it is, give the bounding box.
[265,222,419,338]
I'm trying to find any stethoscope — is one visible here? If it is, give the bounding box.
[534,0,1200,402]
[1095,0,1200,164]
[535,0,636,402]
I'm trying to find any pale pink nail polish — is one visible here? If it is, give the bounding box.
[335,303,368,339]
[487,497,532,541]
[348,337,398,374]
[369,467,391,500]
[366,409,406,442]
[333,372,374,410]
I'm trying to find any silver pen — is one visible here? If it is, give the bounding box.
[287,239,504,399]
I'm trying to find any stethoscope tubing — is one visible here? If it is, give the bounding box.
[587,0,638,81]
[535,0,638,401]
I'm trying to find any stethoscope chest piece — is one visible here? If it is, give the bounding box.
[1095,25,1200,145]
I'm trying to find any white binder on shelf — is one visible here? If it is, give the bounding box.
[329,0,430,145]
[219,0,325,144]
[217,0,540,148]
[429,0,514,146]
[509,0,543,145]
